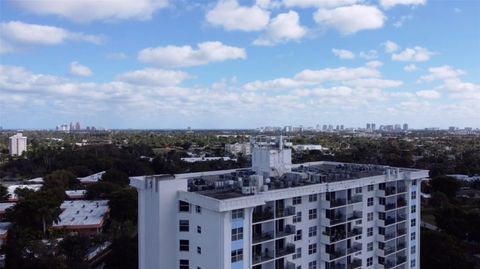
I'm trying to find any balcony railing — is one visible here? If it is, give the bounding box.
[276,243,295,258]
[347,227,362,237]
[397,229,406,236]
[253,209,274,223]
[329,215,346,225]
[397,214,406,222]
[348,195,362,204]
[397,242,406,251]
[286,262,296,269]
[397,186,407,193]
[397,199,406,207]
[385,260,396,269]
[329,262,346,269]
[347,243,362,254]
[252,251,274,265]
[276,206,296,218]
[347,259,362,269]
[323,230,346,243]
[385,217,395,225]
[385,187,396,196]
[385,232,396,240]
[347,211,362,221]
[330,198,346,207]
[328,250,346,260]
[384,246,395,255]
[397,255,407,265]
[276,225,295,238]
[385,203,396,210]
[253,231,274,244]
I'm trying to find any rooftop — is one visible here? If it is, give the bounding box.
[53,200,109,229]
[78,171,105,184]
[7,184,42,201]
[0,203,15,213]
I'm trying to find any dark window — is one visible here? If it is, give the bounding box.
[179,240,189,251]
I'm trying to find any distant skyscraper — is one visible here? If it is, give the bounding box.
[75,122,81,130]
[366,123,371,130]
[403,123,408,131]
[9,133,27,156]
[371,123,376,130]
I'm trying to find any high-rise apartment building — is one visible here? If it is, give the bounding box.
[131,137,426,269]
[9,133,27,156]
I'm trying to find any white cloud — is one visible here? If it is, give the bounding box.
[393,15,412,28]
[0,21,104,52]
[10,0,169,23]
[380,0,427,9]
[366,60,384,68]
[359,50,378,60]
[138,41,246,68]
[344,78,403,88]
[404,64,417,72]
[70,62,93,77]
[117,68,191,86]
[244,78,310,91]
[382,40,399,53]
[206,0,270,32]
[392,46,434,62]
[313,5,386,34]
[420,65,465,81]
[332,48,355,59]
[283,0,359,8]
[253,11,307,46]
[416,90,441,99]
[294,67,380,82]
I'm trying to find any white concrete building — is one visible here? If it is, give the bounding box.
[292,145,328,152]
[131,137,427,269]
[226,143,252,156]
[9,133,27,156]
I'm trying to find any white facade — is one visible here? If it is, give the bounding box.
[9,133,27,156]
[131,143,427,269]
[226,143,252,156]
[292,145,328,152]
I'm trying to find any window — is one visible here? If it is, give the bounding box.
[308,261,317,269]
[179,240,189,251]
[411,245,416,255]
[196,205,201,213]
[411,219,416,227]
[411,232,416,240]
[197,225,202,234]
[179,201,190,212]
[293,212,302,223]
[367,257,373,266]
[412,180,417,186]
[411,259,416,267]
[232,209,244,219]
[356,219,362,225]
[367,242,373,251]
[231,249,243,263]
[411,191,417,200]
[367,212,373,221]
[368,184,374,191]
[293,248,302,259]
[179,259,189,269]
[293,196,302,205]
[308,209,317,220]
[355,187,362,193]
[197,246,201,254]
[379,197,385,205]
[294,230,302,241]
[309,194,318,202]
[308,226,317,237]
[179,220,189,232]
[367,197,374,206]
[308,243,317,255]
[232,227,243,241]
[411,205,416,214]
[367,227,373,237]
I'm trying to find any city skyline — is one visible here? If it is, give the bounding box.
[1,0,480,129]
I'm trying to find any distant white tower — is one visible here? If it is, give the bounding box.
[9,133,27,156]
[252,135,292,178]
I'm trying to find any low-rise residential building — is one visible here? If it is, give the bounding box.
[78,171,106,185]
[225,143,252,156]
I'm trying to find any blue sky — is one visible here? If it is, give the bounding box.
[0,0,479,129]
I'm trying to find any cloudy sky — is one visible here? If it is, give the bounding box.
[1,0,479,129]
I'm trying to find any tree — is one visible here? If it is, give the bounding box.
[421,230,474,269]
[104,236,138,269]
[0,185,10,201]
[108,188,138,223]
[85,182,120,200]
[59,234,91,269]
[430,176,460,201]
[43,170,81,190]
[101,169,129,187]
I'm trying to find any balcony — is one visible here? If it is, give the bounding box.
[286,262,296,269]
[385,260,396,269]
[383,246,395,255]
[397,242,406,251]
[397,186,407,193]
[385,217,395,226]
[347,243,362,254]
[397,214,406,222]
[385,187,396,196]
[347,211,362,221]
[384,232,396,240]
[397,228,406,236]
[276,206,296,218]
[252,251,274,265]
[347,259,362,269]
[322,230,346,243]
[276,243,295,258]
[397,199,406,208]
[327,214,346,225]
[330,198,347,208]
[253,231,274,244]
[329,262,346,269]
[253,209,274,223]
[385,203,396,211]
[397,255,407,265]
[347,227,362,238]
[276,224,295,238]
[327,250,346,260]
[348,195,362,204]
